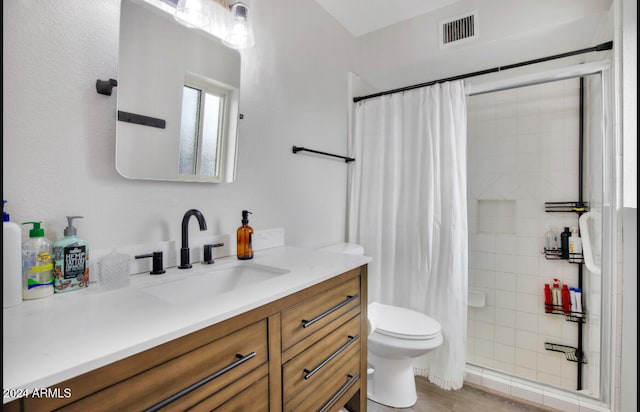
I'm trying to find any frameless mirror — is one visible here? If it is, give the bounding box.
[116,0,240,183]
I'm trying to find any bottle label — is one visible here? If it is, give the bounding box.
[53,245,89,292]
[25,251,54,290]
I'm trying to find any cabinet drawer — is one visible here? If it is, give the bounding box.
[168,364,269,412]
[57,320,268,412]
[184,367,269,412]
[283,315,361,405]
[214,375,269,411]
[281,276,360,351]
[284,349,360,412]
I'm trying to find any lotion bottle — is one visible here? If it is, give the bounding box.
[52,216,89,293]
[22,221,54,299]
[236,210,254,260]
[3,201,22,307]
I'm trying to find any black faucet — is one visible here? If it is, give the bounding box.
[179,209,207,269]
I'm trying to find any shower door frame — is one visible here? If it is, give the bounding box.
[464,62,618,408]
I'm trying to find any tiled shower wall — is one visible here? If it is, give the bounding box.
[466,77,598,393]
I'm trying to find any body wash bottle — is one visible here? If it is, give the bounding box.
[236,210,254,260]
[52,216,89,292]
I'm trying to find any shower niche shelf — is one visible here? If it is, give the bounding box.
[544,342,587,364]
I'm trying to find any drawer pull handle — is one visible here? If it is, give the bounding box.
[319,372,360,412]
[144,351,256,412]
[302,294,359,328]
[303,335,359,380]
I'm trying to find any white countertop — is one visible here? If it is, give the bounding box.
[2,246,371,403]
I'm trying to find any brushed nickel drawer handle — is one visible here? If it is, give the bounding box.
[301,294,359,328]
[319,372,360,412]
[144,352,257,412]
[303,335,359,380]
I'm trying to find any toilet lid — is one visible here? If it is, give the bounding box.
[375,304,441,340]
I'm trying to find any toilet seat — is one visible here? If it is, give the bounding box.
[374,303,441,340]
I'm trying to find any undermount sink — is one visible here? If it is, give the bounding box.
[140,262,290,304]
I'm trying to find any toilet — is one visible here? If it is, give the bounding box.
[320,243,444,408]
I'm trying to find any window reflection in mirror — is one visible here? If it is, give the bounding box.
[178,72,233,178]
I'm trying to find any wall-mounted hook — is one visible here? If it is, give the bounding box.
[96,78,118,96]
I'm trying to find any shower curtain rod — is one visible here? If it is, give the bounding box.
[352,41,613,103]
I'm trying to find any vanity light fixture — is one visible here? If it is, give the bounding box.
[169,0,255,49]
[222,2,255,50]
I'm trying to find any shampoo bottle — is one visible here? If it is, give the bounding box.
[551,278,561,310]
[570,288,578,313]
[52,216,89,293]
[544,284,552,313]
[3,201,22,307]
[236,210,254,260]
[22,221,54,299]
[568,227,582,263]
[560,227,571,259]
[545,226,558,250]
[561,284,572,314]
[573,288,583,317]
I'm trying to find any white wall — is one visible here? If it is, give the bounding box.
[353,0,613,92]
[2,0,356,252]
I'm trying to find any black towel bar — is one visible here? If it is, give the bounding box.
[292,146,355,163]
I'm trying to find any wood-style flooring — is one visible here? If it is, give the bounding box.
[366,376,560,412]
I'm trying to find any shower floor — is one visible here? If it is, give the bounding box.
[366,376,560,411]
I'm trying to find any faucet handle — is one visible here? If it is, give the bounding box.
[203,243,225,264]
[135,251,166,275]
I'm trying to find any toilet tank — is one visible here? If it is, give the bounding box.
[320,243,365,256]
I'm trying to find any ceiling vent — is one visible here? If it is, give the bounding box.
[439,11,478,48]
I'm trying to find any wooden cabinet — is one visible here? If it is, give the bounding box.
[7,265,367,412]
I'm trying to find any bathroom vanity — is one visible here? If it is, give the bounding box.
[3,247,370,412]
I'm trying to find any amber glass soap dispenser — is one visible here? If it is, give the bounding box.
[236,210,254,260]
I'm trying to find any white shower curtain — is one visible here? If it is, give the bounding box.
[348,81,468,390]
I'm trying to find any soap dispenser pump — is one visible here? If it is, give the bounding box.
[236,210,254,260]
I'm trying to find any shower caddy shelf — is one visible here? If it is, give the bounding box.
[544,303,586,323]
[542,200,589,369]
[544,343,587,363]
[542,248,584,263]
[542,200,590,384]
